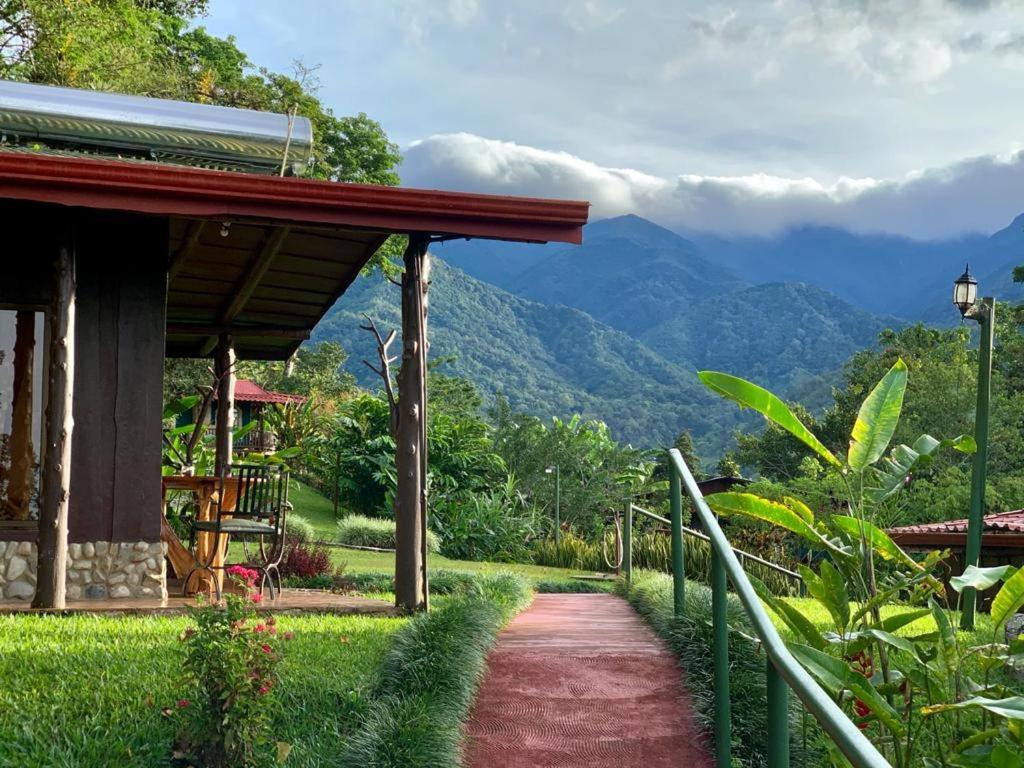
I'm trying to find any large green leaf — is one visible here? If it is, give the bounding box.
[923,696,1024,720]
[992,565,1024,627]
[869,433,975,502]
[950,565,1018,595]
[831,515,922,571]
[707,492,845,555]
[698,371,840,467]
[848,358,907,471]
[790,643,905,736]
[800,564,850,634]
[751,576,828,651]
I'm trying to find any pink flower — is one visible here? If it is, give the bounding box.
[253,623,266,633]
[268,626,277,635]
[177,699,190,709]
[261,644,272,654]
[283,631,294,641]
[258,684,270,695]
[250,592,264,604]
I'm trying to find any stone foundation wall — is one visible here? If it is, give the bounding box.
[0,540,167,601]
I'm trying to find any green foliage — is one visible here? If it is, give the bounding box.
[431,476,538,563]
[336,514,440,554]
[491,404,656,534]
[702,360,1024,766]
[340,573,531,768]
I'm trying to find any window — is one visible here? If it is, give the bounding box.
[0,310,45,523]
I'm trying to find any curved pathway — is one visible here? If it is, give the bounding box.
[464,593,714,768]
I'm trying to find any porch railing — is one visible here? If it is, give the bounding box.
[623,448,890,768]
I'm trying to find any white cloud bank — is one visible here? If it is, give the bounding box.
[403,133,1024,239]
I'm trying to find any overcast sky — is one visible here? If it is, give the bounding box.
[202,1,1024,238]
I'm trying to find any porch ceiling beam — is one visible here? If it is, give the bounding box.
[166,323,310,339]
[199,225,290,356]
[167,220,205,280]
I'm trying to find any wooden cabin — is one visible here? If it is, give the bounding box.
[0,84,588,610]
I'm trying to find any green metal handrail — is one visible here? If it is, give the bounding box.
[626,502,803,591]
[655,448,890,768]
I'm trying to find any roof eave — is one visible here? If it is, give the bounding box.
[0,151,590,244]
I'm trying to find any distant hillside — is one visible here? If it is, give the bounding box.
[315,259,751,453]
[640,282,899,408]
[506,215,746,336]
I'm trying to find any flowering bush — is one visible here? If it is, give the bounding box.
[279,536,332,581]
[172,566,291,767]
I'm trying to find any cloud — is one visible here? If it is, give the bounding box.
[403,133,1024,238]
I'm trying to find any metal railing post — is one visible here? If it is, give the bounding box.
[767,660,791,767]
[711,546,731,767]
[669,467,685,616]
[623,500,633,583]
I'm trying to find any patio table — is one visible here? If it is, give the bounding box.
[160,474,252,595]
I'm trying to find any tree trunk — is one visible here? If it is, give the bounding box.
[7,311,35,519]
[214,334,235,477]
[394,235,430,613]
[33,243,76,609]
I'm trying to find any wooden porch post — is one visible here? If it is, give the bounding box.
[6,311,35,519]
[214,333,235,477]
[33,241,76,609]
[395,234,430,613]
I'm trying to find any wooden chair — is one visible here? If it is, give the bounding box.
[184,464,289,600]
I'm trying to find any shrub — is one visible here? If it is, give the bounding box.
[341,573,531,767]
[280,538,332,581]
[174,566,293,768]
[285,515,317,544]
[336,514,440,553]
[431,479,537,562]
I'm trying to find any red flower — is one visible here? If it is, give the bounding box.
[258,684,270,695]
[250,592,264,604]
[262,644,272,654]
[253,623,266,633]
[268,626,277,635]
[177,699,190,709]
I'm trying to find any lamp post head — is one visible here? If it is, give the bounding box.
[953,264,978,318]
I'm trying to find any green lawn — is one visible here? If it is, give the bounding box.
[287,479,590,583]
[0,612,407,767]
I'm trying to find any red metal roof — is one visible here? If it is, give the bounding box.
[889,510,1024,549]
[229,379,305,405]
[0,150,589,244]
[890,511,1024,535]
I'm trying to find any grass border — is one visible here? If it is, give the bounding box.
[617,570,818,768]
[340,572,532,767]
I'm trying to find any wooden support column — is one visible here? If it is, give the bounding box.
[33,241,76,609]
[394,234,430,613]
[214,334,236,477]
[6,311,35,519]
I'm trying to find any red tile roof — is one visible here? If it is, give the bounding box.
[889,510,1024,535]
[231,379,305,405]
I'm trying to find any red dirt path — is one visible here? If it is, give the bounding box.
[464,593,714,768]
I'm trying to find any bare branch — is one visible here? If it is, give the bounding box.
[360,314,399,435]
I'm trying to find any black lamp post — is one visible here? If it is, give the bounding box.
[953,264,994,631]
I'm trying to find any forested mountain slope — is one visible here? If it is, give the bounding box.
[315,259,752,452]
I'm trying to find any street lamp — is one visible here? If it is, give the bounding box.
[545,465,561,543]
[953,264,994,631]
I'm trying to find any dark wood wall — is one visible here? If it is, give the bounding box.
[3,204,168,543]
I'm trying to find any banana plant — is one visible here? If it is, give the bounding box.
[699,359,1024,766]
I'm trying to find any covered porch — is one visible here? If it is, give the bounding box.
[0,149,587,611]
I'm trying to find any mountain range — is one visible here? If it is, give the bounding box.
[316,212,1024,455]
